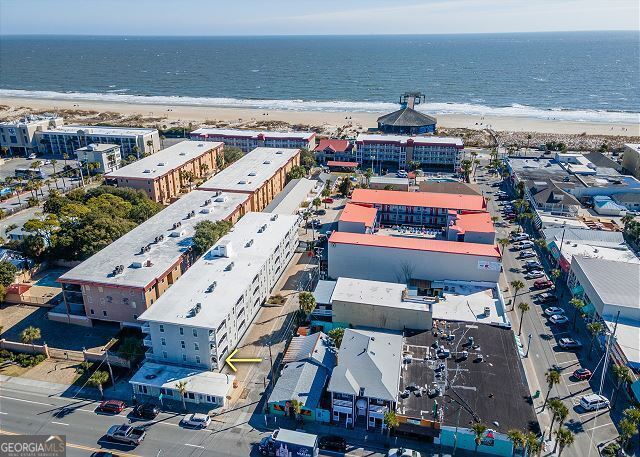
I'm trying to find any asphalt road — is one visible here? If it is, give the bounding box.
[475,166,623,457]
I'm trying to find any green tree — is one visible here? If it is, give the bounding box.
[569,298,585,330]
[587,321,604,359]
[548,398,564,432]
[20,326,41,352]
[21,235,46,259]
[192,220,233,256]
[549,268,562,287]
[286,165,306,180]
[0,261,18,287]
[328,327,345,348]
[338,178,351,197]
[543,368,561,411]
[298,291,316,316]
[517,302,530,335]
[506,429,526,457]
[619,418,637,450]
[175,380,188,410]
[622,407,640,451]
[461,160,473,183]
[510,280,525,311]
[364,168,374,186]
[383,410,399,438]
[117,337,145,362]
[300,148,316,169]
[89,370,110,398]
[223,147,243,167]
[611,364,633,408]
[312,197,321,212]
[471,422,488,455]
[525,431,541,457]
[497,238,510,255]
[555,427,574,456]
[321,187,331,207]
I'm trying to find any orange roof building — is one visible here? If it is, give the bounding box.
[338,203,377,234]
[328,231,501,284]
[446,211,496,245]
[350,188,486,229]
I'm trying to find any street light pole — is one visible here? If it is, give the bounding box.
[525,333,532,358]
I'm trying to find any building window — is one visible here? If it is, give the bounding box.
[102,310,107,317]
[182,354,187,361]
[133,314,138,319]
[161,338,166,346]
[138,384,148,394]
[195,356,201,364]
[179,327,184,335]
[159,325,164,333]
[181,340,185,349]
[194,343,199,351]
[160,388,172,396]
[192,329,198,337]
[162,351,167,359]
[90,309,95,315]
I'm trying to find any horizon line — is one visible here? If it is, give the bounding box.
[1,29,638,38]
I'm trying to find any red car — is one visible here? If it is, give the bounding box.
[97,400,126,414]
[573,368,592,380]
[534,279,553,289]
[321,197,334,204]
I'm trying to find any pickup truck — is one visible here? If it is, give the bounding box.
[106,424,146,445]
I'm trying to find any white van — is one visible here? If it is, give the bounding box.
[579,394,610,411]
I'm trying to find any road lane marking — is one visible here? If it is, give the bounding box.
[0,395,52,407]
[584,422,615,432]
[51,421,69,426]
[185,443,205,448]
[0,412,7,415]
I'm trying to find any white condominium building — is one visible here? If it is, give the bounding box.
[0,114,64,155]
[355,134,464,171]
[35,125,160,157]
[191,128,316,152]
[139,212,299,371]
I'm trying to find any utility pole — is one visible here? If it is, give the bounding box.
[525,333,532,358]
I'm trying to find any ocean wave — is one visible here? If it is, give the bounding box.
[1,89,638,124]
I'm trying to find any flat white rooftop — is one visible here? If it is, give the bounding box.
[106,140,223,179]
[331,277,430,313]
[130,361,234,398]
[200,147,299,193]
[356,133,463,147]
[191,128,314,140]
[76,143,120,153]
[139,212,299,328]
[58,190,249,289]
[40,125,156,136]
[0,114,62,126]
[430,280,508,326]
[369,176,410,185]
[556,241,639,265]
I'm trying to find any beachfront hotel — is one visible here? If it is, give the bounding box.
[190,128,316,152]
[355,133,464,171]
[56,189,251,326]
[199,147,301,211]
[75,143,122,174]
[0,114,64,156]
[106,140,224,203]
[35,124,160,157]
[138,212,299,371]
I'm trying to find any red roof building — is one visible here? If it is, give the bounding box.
[446,211,496,245]
[338,203,377,234]
[314,139,355,164]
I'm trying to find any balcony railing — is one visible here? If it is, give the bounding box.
[143,336,153,347]
[141,323,150,333]
[333,399,352,408]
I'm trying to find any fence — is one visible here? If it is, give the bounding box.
[0,339,49,357]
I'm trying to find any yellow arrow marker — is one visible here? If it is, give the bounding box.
[224,348,262,372]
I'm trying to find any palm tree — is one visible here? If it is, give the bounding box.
[549,268,562,287]
[321,187,331,208]
[290,398,302,420]
[525,431,541,457]
[298,291,316,316]
[146,139,154,154]
[569,298,585,330]
[517,302,530,335]
[548,398,564,431]
[199,163,209,177]
[20,326,41,353]
[132,145,140,160]
[461,160,473,183]
[471,422,487,455]
[506,429,526,456]
[312,197,321,212]
[364,168,374,186]
[510,280,525,311]
[88,370,110,398]
[50,159,61,189]
[175,380,188,410]
[383,410,399,438]
[555,427,574,455]
[498,238,510,255]
[543,368,561,411]
[587,321,604,359]
[611,364,633,408]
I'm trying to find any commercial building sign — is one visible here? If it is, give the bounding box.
[477,261,501,271]
[0,435,66,457]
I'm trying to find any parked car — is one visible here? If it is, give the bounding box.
[388,448,421,457]
[181,413,211,428]
[525,271,545,280]
[319,435,347,451]
[321,197,334,204]
[519,251,536,259]
[536,293,557,304]
[579,394,610,411]
[573,368,592,380]
[106,424,146,445]
[559,338,583,350]
[91,453,119,457]
[511,234,530,242]
[544,306,564,316]
[534,279,553,289]
[549,314,570,325]
[524,260,542,269]
[97,400,126,414]
[514,240,534,250]
[132,403,159,419]
[315,209,326,216]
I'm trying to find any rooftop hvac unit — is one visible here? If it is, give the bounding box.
[271,214,278,221]
[258,224,267,233]
[201,208,213,214]
[157,162,166,166]
[248,171,257,176]
[172,221,182,230]
[263,160,271,164]
[215,196,226,202]
[132,258,149,268]
[206,282,217,293]
[188,303,202,317]
[203,199,212,206]
[214,191,220,197]
[225,261,235,271]
[179,152,186,156]
[154,235,164,243]
[245,239,254,248]
[238,180,247,185]
[169,229,185,237]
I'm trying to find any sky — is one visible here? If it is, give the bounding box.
[0,0,638,36]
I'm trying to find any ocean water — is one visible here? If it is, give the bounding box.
[0,32,638,123]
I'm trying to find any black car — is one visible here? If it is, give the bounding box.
[132,403,159,419]
[318,435,347,452]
